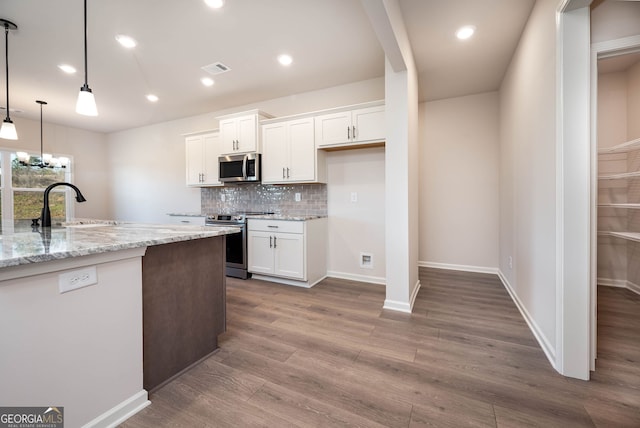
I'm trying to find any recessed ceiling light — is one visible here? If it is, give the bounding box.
[201,77,215,87]
[204,0,224,8]
[58,64,77,74]
[146,94,159,102]
[278,54,293,66]
[456,26,476,40]
[115,34,137,49]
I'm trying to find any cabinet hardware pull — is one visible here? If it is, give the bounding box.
[273,236,277,248]
[268,225,278,228]
[287,167,290,178]
[347,126,350,139]
[270,236,272,248]
[352,126,356,140]
[283,167,286,179]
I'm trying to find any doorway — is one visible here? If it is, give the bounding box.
[593,47,640,371]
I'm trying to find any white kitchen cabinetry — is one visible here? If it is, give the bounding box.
[248,217,327,287]
[261,117,326,184]
[315,102,385,149]
[217,110,273,155]
[185,131,220,187]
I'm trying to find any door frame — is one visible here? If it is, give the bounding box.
[589,35,640,370]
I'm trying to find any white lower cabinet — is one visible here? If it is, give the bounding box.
[248,217,327,287]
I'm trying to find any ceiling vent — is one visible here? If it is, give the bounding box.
[201,62,231,75]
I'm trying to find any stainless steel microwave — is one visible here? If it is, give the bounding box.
[218,153,261,183]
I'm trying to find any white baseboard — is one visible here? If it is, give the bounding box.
[326,271,386,285]
[497,270,557,371]
[598,277,640,295]
[418,261,499,275]
[383,279,421,313]
[82,390,150,428]
[409,279,421,310]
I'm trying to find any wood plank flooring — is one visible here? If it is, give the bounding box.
[120,268,640,427]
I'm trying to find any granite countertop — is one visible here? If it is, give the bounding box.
[0,221,240,268]
[245,214,327,221]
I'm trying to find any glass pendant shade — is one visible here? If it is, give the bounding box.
[76,85,97,116]
[0,119,17,140]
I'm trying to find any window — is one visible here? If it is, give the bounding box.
[0,149,73,231]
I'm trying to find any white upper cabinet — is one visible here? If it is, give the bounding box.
[185,131,221,187]
[315,103,385,149]
[217,110,273,155]
[262,117,323,184]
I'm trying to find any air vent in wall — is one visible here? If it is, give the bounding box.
[201,62,231,75]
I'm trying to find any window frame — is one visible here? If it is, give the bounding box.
[0,147,74,231]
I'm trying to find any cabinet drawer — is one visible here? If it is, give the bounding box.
[167,215,206,226]
[248,219,304,234]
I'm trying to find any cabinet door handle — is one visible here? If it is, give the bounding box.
[273,236,277,248]
[347,126,350,139]
[283,167,286,179]
[268,225,279,228]
[287,167,290,178]
[270,236,272,248]
[352,126,356,140]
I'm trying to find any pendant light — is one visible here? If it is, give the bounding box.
[0,19,18,140]
[75,0,98,116]
[17,100,69,169]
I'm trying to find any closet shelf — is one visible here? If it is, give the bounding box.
[598,171,640,180]
[598,203,640,209]
[598,231,640,243]
[598,137,640,154]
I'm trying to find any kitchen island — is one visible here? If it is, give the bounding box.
[0,222,239,428]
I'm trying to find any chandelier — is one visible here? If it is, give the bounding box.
[16,100,69,168]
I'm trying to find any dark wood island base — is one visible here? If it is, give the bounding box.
[142,236,226,393]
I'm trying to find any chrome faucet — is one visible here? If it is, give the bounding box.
[41,182,87,227]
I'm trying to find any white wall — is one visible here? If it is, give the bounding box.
[418,92,500,271]
[106,78,384,223]
[5,116,110,219]
[499,0,558,353]
[326,147,385,283]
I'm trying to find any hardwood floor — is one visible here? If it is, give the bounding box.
[120,268,640,427]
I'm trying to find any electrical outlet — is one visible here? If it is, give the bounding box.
[360,252,373,269]
[221,194,226,202]
[295,192,301,202]
[59,266,98,293]
[350,192,358,203]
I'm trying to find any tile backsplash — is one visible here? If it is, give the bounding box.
[201,183,327,216]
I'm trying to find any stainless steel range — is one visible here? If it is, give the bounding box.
[205,212,270,279]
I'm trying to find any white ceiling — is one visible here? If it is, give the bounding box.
[0,0,534,134]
